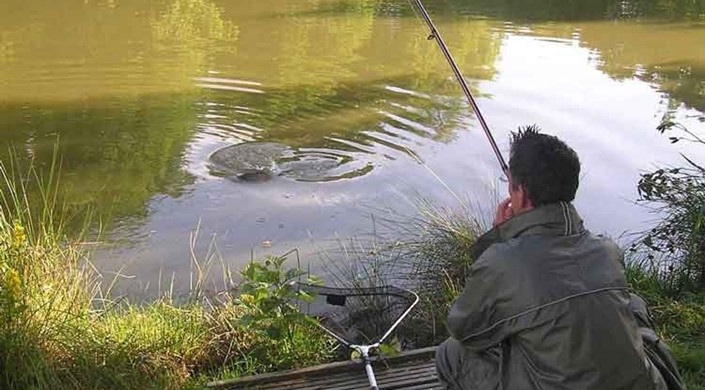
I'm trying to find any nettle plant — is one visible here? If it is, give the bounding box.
[236,255,322,336]
[231,255,335,371]
[637,120,705,293]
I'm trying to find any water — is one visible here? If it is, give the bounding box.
[1,0,704,296]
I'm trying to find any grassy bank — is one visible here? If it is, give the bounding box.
[0,162,335,389]
[0,214,335,389]
[626,260,705,389]
[0,218,335,389]
[2,207,702,390]
[2,156,704,389]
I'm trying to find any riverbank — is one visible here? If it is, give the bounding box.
[1,168,703,390]
[2,213,703,390]
[0,217,336,389]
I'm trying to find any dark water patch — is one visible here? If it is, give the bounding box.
[0,93,197,235]
[642,62,705,113]
[317,0,705,21]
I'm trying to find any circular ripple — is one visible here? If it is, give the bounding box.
[208,142,374,183]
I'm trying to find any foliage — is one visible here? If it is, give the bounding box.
[628,118,705,386]
[339,0,705,21]
[624,261,705,388]
[228,256,334,373]
[238,256,320,322]
[635,121,705,294]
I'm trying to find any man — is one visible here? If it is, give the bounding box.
[435,126,673,389]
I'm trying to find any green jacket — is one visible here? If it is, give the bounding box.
[447,202,666,389]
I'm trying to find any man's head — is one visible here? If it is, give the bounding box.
[507,125,581,215]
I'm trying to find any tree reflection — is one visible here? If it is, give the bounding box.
[579,23,705,112]
[201,11,503,162]
[0,0,237,234]
[0,0,237,101]
[0,96,196,233]
[425,0,705,21]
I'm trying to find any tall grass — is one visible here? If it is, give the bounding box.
[1,151,98,388]
[317,200,485,348]
[386,199,484,346]
[0,157,334,390]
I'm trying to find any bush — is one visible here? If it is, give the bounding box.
[225,256,335,374]
[636,121,705,294]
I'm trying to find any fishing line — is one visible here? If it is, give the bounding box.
[404,145,468,212]
[406,0,509,176]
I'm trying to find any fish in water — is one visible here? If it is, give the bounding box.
[208,141,355,183]
[208,142,288,182]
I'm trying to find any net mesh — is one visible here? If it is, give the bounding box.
[293,283,418,347]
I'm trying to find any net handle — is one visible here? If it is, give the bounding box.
[376,286,419,345]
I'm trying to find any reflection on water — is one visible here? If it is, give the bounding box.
[340,0,705,21]
[0,0,237,101]
[0,95,197,235]
[0,0,704,295]
[582,23,705,112]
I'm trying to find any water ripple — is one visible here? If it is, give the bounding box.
[188,74,469,183]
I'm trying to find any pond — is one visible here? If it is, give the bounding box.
[1,0,704,296]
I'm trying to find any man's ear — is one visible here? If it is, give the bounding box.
[519,185,534,210]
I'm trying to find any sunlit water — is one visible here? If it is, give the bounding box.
[1,0,704,297]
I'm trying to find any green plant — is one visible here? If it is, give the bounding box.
[228,255,334,373]
[636,120,705,294]
[237,256,320,324]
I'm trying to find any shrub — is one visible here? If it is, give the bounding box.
[636,121,705,294]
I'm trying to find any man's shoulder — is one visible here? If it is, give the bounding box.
[472,237,525,277]
[477,230,623,268]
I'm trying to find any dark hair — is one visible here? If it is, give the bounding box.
[509,125,580,206]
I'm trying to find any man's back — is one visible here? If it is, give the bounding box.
[440,203,664,389]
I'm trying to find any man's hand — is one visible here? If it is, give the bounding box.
[493,198,514,227]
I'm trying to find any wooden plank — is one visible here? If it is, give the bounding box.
[235,361,438,390]
[326,367,438,390]
[396,383,443,390]
[252,363,437,390]
[297,365,436,390]
[208,347,437,389]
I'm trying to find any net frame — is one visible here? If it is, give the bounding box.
[290,282,420,349]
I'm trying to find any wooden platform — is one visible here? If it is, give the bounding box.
[207,347,441,390]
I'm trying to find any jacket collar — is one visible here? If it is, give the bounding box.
[472,202,585,259]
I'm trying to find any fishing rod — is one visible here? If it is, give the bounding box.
[410,0,509,176]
